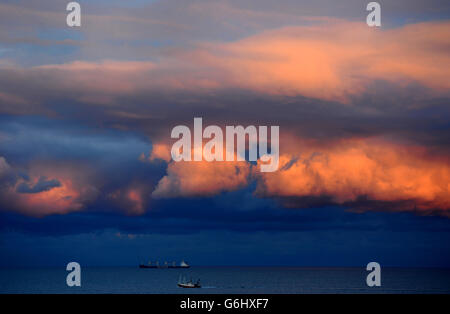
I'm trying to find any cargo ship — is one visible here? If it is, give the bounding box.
[139,260,190,269]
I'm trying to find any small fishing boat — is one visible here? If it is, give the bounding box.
[177,276,201,288]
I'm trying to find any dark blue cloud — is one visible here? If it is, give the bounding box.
[2,188,450,237]
[16,176,61,193]
[0,115,151,164]
[1,204,450,267]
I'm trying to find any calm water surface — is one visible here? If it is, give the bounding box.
[1,267,449,294]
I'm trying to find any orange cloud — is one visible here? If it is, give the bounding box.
[254,138,450,212]
[11,178,87,216]
[150,135,450,213]
[0,160,98,217]
[32,60,156,105]
[3,20,446,109]
[152,158,251,198]
[149,143,172,162]
[189,21,450,102]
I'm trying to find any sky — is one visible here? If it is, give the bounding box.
[0,0,450,267]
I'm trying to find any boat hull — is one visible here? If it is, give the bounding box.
[177,283,201,288]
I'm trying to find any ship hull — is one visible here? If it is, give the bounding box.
[139,265,190,269]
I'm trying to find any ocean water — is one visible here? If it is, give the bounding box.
[0,267,449,294]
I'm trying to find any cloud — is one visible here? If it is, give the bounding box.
[107,184,150,216]
[149,133,450,214]
[2,1,448,63]
[1,21,449,110]
[0,117,164,217]
[1,20,448,155]
[15,176,61,194]
[152,159,252,198]
[0,157,98,217]
[149,143,171,162]
[0,156,12,177]
[0,156,16,190]
[254,138,450,213]
[0,15,449,217]
[187,21,450,102]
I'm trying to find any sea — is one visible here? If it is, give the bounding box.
[1,267,449,294]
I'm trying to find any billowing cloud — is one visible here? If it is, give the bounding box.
[254,138,450,213]
[0,5,449,217]
[198,21,450,101]
[1,21,449,111]
[16,176,61,194]
[149,143,172,162]
[107,184,150,216]
[150,135,450,214]
[0,156,11,177]
[152,159,251,198]
[0,157,98,217]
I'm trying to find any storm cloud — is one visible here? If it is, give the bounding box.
[0,0,449,219]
